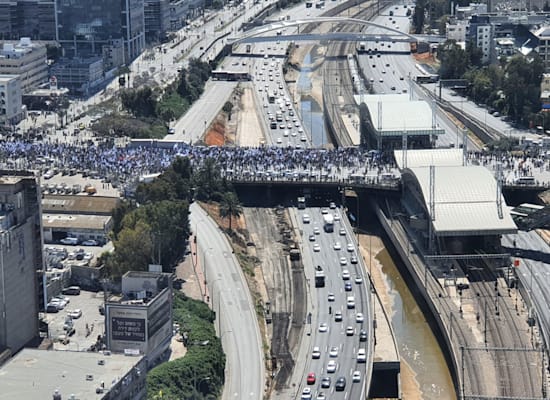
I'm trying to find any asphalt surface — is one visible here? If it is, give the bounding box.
[293,206,370,400]
[190,203,265,400]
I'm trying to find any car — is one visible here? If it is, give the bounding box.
[333,242,341,251]
[350,255,358,264]
[316,392,326,400]
[346,326,355,336]
[168,127,176,134]
[382,70,386,74]
[359,329,368,342]
[356,312,364,323]
[391,86,396,91]
[342,269,350,280]
[327,360,337,373]
[347,243,354,252]
[335,377,346,391]
[333,213,340,221]
[67,309,82,319]
[81,239,99,246]
[353,370,361,382]
[321,376,331,388]
[347,296,355,309]
[355,275,363,284]
[61,286,81,295]
[339,257,347,266]
[344,282,352,292]
[60,237,79,245]
[328,293,335,302]
[312,346,321,359]
[379,78,384,82]
[46,304,59,313]
[313,243,321,252]
[276,137,282,144]
[319,322,328,333]
[309,234,315,242]
[357,348,366,362]
[329,201,336,209]
[307,372,316,385]
[329,346,339,357]
[301,388,312,400]
[400,76,404,80]
[339,228,346,236]
[303,214,311,223]
[334,311,343,322]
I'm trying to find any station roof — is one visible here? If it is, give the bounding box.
[354,94,444,137]
[408,165,517,236]
[42,195,119,215]
[42,213,111,231]
[394,148,463,168]
[0,348,142,400]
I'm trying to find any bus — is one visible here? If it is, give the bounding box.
[315,266,326,287]
[211,70,252,81]
[267,91,276,104]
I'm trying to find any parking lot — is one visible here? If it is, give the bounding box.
[43,290,106,352]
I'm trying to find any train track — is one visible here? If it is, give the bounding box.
[463,259,543,398]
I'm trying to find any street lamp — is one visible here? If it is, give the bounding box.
[193,375,211,393]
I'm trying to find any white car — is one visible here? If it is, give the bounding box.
[333,242,342,251]
[313,227,320,235]
[347,243,354,252]
[68,309,82,319]
[342,269,350,280]
[356,312,364,323]
[313,243,321,252]
[357,348,366,363]
[276,137,282,144]
[339,228,346,236]
[329,202,336,209]
[321,208,329,215]
[303,214,311,224]
[334,213,341,221]
[319,323,328,333]
[312,346,321,359]
[327,360,337,373]
[329,346,339,357]
[346,326,355,336]
[339,257,347,266]
[328,293,335,302]
[352,370,361,382]
[316,393,326,400]
[355,275,363,284]
[301,387,312,400]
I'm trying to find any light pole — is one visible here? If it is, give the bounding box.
[193,375,211,394]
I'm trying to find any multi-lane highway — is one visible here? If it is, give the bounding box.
[190,203,265,400]
[294,205,372,400]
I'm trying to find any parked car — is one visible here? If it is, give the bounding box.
[60,237,79,245]
[61,286,81,295]
[81,239,99,246]
[68,309,82,319]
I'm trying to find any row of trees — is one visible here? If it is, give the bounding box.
[147,293,226,399]
[438,40,544,126]
[92,59,212,138]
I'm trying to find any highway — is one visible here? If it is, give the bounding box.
[190,203,265,400]
[293,205,372,400]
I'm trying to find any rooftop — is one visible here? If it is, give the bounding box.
[42,195,119,215]
[0,348,142,400]
[394,148,464,168]
[42,214,111,230]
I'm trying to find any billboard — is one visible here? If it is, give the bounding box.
[107,307,147,353]
[112,317,146,342]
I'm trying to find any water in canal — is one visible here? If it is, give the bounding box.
[376,246,456,399]
[296,51,328,147]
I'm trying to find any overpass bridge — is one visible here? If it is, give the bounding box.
[228,17,446,46]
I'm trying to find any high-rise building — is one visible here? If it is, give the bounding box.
[0,38,48,94]
[56,0,146,63]
[0,74,23,124]
[0,171,43,357]
[0,0,56,41]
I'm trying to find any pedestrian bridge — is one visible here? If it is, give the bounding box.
[229,17,445,45]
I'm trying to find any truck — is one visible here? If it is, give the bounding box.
[323,213,334,233]
[315,266,325,288]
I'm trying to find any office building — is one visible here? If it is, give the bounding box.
[0,171,43,359]
[56,0,146,63]
[0,38,48,93]
[50,57,104,96]
[105,271,173,366]
[0,74,23,124]
[0,348,147,399]
[144,0,171,42]
[534,26,550,72]
[0,0,56,41]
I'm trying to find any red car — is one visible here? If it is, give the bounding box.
[307,372,316,385]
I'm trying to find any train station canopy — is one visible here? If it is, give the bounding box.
[355,94,445,137]
[394,149,517,236]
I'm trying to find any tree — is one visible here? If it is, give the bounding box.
[107,221,153,279]
[438,40,469,79]
[193,157,224,201]
[222,101,234,120]
[120,87,157,118]
[218,192,242,231]
[503,55,543,124]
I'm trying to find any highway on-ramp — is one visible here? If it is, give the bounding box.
[190,203,265,400]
